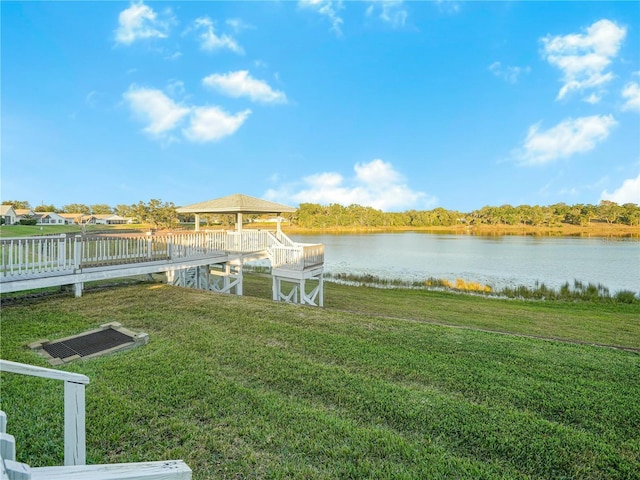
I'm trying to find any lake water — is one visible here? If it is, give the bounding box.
[290,233,640,295]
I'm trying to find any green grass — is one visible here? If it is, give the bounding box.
[1,282,639,479]
[0,224,146,238]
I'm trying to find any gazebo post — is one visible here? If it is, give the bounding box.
[194,214,201,232]
[276,213,282,235]
[236,213,243,233]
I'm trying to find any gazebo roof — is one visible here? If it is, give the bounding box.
[176,194,296,214]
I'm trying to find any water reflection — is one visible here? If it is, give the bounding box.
[291,232,640,294]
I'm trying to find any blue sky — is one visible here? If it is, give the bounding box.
[2,1,639,212]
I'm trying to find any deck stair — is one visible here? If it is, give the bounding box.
[0,360,191,480]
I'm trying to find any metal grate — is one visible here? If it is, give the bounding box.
[42,328,134,360]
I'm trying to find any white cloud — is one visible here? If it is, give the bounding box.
[193,16,243,54]
[114,1,171,45]
[541,19,626,101]
[265,159,436,211]
[123,86,189,136]
[299,0,344,36]
[601,174,640,205]
[123,85,250,143]
[584,93,602,104]
[489,62,531,84]
[202,71,287,104]
[366,1,408,28]
[183,106,251,142]
[517,115,617,166]
[621,82,640,112]
[435,0,460,14]
[226,18,253,33]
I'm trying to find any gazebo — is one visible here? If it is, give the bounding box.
[176,193,296,233]
[174,194,324,306]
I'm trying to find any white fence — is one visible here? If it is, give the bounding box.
[1,231,324,280]
[270,243,324,271]
[0,359,89,466]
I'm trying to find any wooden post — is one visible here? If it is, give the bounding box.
[195,214,200,232]
[146,233,153,260]
[272,276,278,301]
[236,213,243,233]
[73,235,82,270]
[73,282,83,298]
[64,381,86,466]
[0,410,7,433]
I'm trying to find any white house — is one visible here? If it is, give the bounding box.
[14,208,36,222]
[0,204,17,225]
[59,213,94,225]
[35,211,67,225]
[92,214,130,225]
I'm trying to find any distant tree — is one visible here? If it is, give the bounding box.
[133,199,179,229]
[620,203,640,226]
[90,204,113,215]
[114,204,134,218]
[2,200,31,210]
[597,200,621,224]
[62,203,91,214]
[34,204,58,212]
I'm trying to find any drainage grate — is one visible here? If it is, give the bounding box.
[42,328,134,360]
[31,322,149,365]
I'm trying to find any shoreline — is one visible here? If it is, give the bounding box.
[277,223,640,238]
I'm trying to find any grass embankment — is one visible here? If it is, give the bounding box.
[1,283,639,479]
[0,224,145,238]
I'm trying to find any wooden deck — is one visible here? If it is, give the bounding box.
[0,231,324,303]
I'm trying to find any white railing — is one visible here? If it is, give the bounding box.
[0,360,89,466]
[80,235,169,266]
[0,230,324,279]
[270,243,324,271]
[1,235,75,277]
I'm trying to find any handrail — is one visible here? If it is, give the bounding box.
[1,230,324,279]
[0,360,88,466]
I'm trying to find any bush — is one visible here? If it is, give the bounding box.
[614,290,638,304]
[19,217,37,225]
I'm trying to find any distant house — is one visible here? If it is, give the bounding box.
[92,214,130,225]
[14,208,36,222]
[34,212,66,225]
[59,213,94,225]
[1,204,18,225]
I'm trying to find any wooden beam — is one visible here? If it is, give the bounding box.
[31,460,191,480]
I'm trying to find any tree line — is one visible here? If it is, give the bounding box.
[3,199,639,229]
[2,199,179,229]
[292,201,640,228]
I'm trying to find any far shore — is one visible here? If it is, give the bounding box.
[276,222,640,237]
[1,221,638,239]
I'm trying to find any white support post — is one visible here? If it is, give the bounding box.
[73,236,82,270]
[0,433,16,461]
[299,279,306,305]
[0,410,6,433]
[194,214,200,232]
[64,381,86,466]
[272,276,278,301]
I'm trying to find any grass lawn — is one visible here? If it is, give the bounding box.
[1,281,639,479]
[0,224,146,238]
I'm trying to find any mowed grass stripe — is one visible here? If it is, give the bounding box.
[1,283,639,479]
